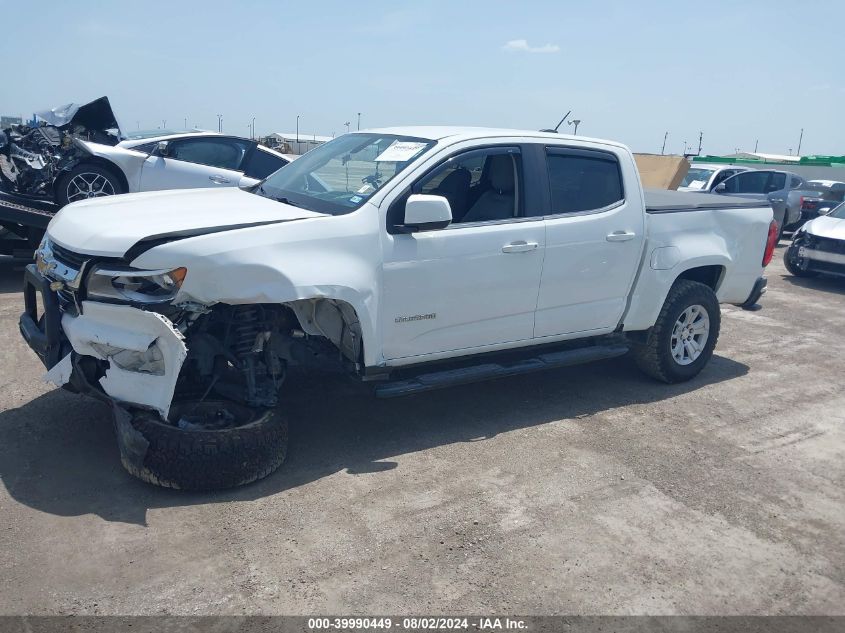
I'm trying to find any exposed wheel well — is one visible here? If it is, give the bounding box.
[675,265,724,292]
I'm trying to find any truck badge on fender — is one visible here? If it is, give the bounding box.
[395,313,436,324]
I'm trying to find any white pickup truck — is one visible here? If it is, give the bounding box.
[19,127,777,489]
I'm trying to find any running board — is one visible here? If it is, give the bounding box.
[375,343,629,398]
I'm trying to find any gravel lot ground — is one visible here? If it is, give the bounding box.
[0,243,842,616]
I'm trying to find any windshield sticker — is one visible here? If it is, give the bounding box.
[349,195,363,204]
[688,180,706,189]
[375,141,428,163]
[357,184,374,194]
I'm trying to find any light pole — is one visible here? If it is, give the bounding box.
[251,117,256,140]
[661,131,668,155]
[217,114,223,133]
[797,128,804,156]
[357,112,361,130]
[296,115,300,142]
[344,121,350,134]
[569,119,581,135]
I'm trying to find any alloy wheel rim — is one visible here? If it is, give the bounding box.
[670,304,709,365]
[66,173,115,202]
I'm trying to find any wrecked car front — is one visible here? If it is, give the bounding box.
[0,96,121,200]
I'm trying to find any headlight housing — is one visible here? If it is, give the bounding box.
[86,265,187,304]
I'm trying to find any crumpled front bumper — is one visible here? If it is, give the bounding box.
[20,264,188,417]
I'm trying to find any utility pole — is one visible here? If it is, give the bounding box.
[697,131,703,155]
[754,139,758,152]
[797,128,804,156]
[357,112,361,130]
[217,114,223,133]
[661,131,668,155]
[296,115,300,142]
[344,121,350,133]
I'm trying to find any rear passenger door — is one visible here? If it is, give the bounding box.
[535,146,645,338]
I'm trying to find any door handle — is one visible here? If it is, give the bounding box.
[770,197,784,203]
[502,241,539,253]
[209,175,231,184]
[606,231,636,242]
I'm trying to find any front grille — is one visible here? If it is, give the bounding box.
[811,236,845,255]
[50,242,91,269]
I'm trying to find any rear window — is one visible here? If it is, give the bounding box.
[546,150,624,214]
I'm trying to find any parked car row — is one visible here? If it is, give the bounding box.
[679,162,845,240]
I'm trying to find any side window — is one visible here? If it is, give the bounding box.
[168,138,251,170]
[414,148,522,224]
[712,169,734,187]
[244,148,288,179]
[789,176,803,189]
[725,171,768,193]
[545,149,623,214]
[767,172,787,192]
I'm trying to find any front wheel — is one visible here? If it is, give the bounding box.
[56,163,124,206]
[116,400,288,490]
[631,280,721,383]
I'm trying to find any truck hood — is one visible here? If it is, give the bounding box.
[804,214,845,241]
[47,187,325,257]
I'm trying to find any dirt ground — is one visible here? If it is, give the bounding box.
[0,243,842,616]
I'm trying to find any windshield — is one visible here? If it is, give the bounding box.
[828,201,845,219]
[255,133,435,215]
[680,168,716,188]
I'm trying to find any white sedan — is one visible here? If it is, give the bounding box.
[61,130,294,205]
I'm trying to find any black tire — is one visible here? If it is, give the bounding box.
[784,243,818,278]
[119,400,288,490]
[631,279,720,384]
[56,163,125,207]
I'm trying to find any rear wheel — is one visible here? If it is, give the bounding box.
[631,280,720,383]
[56,164,124,206]
[117,399,288,490]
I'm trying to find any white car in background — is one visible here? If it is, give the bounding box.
[677,163,751,192]
[66,131,294,205]
[0,96,294,207]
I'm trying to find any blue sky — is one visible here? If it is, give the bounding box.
[1,0,843,155]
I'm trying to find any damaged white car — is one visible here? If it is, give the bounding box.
[20,127,776,489]
[0,96,291,206]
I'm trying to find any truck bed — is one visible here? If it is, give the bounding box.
[645,189,764,213]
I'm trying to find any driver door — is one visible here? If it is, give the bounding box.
[139,137,253,191]
[380,146,545,362]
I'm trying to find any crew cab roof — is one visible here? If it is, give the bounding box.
[361,126,629,150]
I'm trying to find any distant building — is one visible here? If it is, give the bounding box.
[1,115,22,128]
[263,132,334,155]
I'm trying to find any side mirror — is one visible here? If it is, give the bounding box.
[400,194,452,233]
[238,175,259,190]
[713,182,727,194]
[156,140,170,157]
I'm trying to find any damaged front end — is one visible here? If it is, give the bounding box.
[23,236,363,423]
[0,96,120,200]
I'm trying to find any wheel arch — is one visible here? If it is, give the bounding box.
[55,158,129,204]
